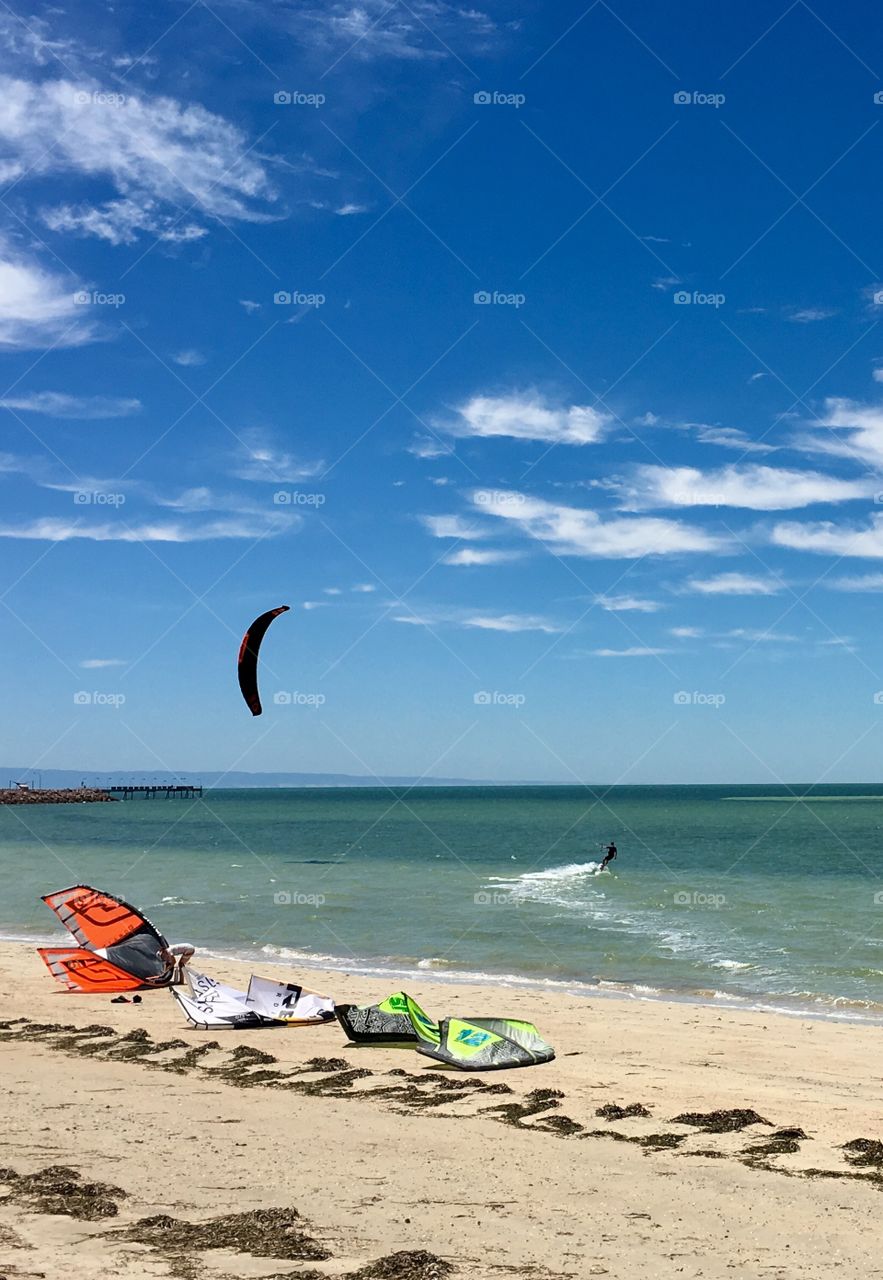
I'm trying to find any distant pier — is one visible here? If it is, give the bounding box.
[106,784,203,800]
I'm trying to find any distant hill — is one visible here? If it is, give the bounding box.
[1,768,519,789]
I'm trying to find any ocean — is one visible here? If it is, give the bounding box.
[4,784,883,1022]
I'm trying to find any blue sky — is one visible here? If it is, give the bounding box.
[3,0,883,783]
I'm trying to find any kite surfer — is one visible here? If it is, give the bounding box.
[599,841,617,872]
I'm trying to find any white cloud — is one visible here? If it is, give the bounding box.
[171,349,206,367]
[295,1,497,61]
[407,435,453,460]
[686,572,783,595]
[421,514,490,540]
[43,199,208,247]
[335,203,369,215]
[0,76,276,241]
[442,547,521,566]
[79,658,126,668]
[0,245,94,348]
[670,626,703,638]
[693,425,776,455]
[0,514,299,541]
[239,300,261,314]
[827,572,883,591]
[615,464,875,511]
[771,514,883,558]
[596,594,662,613]
[472,490,726,558]
[323,587,343,596]
[441,393,609,446]
[232,429,324,483]
[396,608,560,634]
[797,398,883,467]
[0,391,140,418]
[591,647,670,657]
[352,583,376,593]
[873,368,883,384]
[788,307,836,323]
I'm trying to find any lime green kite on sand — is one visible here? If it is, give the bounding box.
[334,991,554,1070]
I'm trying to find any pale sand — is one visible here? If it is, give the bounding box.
[1,940,881,1279]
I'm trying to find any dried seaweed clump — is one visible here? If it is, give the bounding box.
[4,1164,126,1220]
[349,1250,453,1280]
[842,1139,883,1169]
[671,1109,771,1133]
[595,1103,651,1121]
[118,1207,330,1261]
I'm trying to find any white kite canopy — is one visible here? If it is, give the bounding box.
[246,975,335,1024]
[171,968,334,1029]
[172,969,270,1029]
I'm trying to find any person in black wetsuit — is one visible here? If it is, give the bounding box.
[600,841,617,871]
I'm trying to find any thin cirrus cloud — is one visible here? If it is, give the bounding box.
[290,0,498,61]
[0,245,94,348]
[441,548,522,566]
[231,429,324,483]
[590,646,671,657]
[827,572,883,591]
[394,608,561,634]
[771,514,883,558]
[685,572,783,595]
[439,393,610,446]
[0,392,141,418]
[0,75,278,244]
[613,464,877,511]
[0,513,300,542]
[79,658,126,669]
[421,514,492,540]
[470,490,727,558]
[796,398,883,466]
[596,594,662,613]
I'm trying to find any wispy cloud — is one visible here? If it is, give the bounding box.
[421,514,491,540]
[439,393,610,446]
[0,391,141,418]
[0,513,299,542]
[0,75,277,243]
[0,244,94,348]
[590,646,671,657]
[80,658,126,668]
[170,350,206,368]
[772,514,883,558]
[395,607,560,634]
[442,547,521,566]
[685,572,783,595]
[471,490,727,558]
[232,429,324,483]
[596,594,662,613]
[613,464,876,511]
[788,307,836,323]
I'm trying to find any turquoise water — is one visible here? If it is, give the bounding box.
[3,785,883,1020]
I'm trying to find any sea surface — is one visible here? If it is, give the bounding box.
[3,785,883,1022]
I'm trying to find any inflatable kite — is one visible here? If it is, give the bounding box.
[38,885,187,993]
[335,990,555,1070]
[237,605,289,715]
[171,968,335,1029]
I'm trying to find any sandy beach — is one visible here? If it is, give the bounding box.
[1,942,881,1279]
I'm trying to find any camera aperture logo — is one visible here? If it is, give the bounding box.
[474,690,526,708]
[474,890,520,908]
[273,491,325,506]
[673,890,726,909]
[273,691,326,707]
[274,91,325,107]
[674,90,725,108]
[474,290,526,308]
[74,691,125,708]
[474,90,525,108]
[74,290,125,308]
[674,290,725,308]
[273,290,325,307]
[674,690,725,708]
